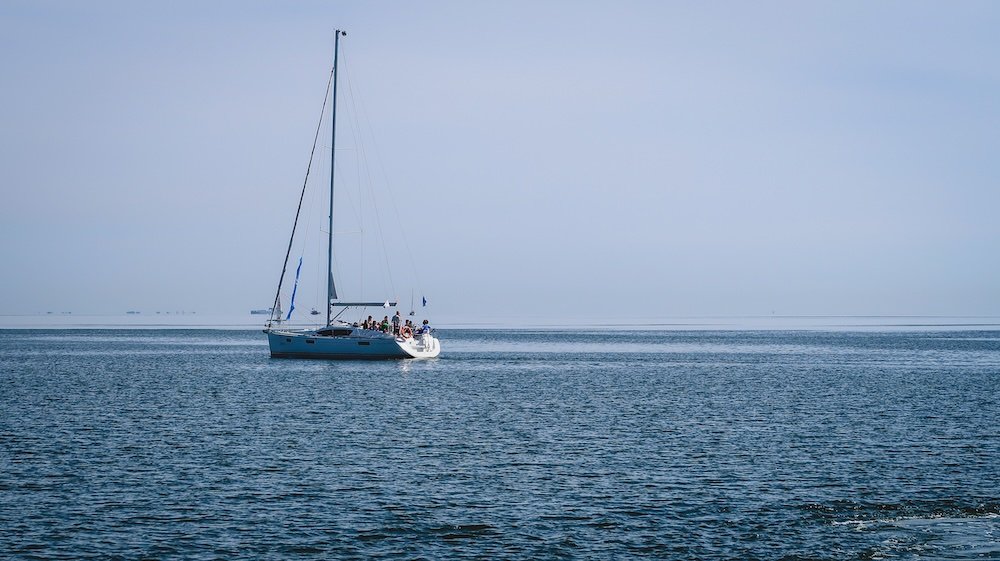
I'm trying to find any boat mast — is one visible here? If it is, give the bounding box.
[327,29,345,327]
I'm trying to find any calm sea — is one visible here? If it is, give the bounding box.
[1,329,998,560]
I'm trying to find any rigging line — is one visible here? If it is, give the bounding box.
[299,128,325,315]
[325,144,361,303]
[341,56,367,300]
[342,51,423,296]
[340,51,368,298]
[342,48,397,299]
[313,220,320,315]
[324,144,363,230]
[334,55,363,300]
[311,170,328,317]
[360,119,395,299]
[269,65,336,326]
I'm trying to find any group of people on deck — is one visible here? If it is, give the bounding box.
[357,310,430,338]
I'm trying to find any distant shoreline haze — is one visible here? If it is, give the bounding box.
[2,314,999,331]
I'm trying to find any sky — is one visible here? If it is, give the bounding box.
[2,1,999,324]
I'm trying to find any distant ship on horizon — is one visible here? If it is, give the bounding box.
[250,308,274,315]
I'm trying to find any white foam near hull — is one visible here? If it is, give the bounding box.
[267,327,441,360]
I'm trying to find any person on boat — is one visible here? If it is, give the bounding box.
[399,320,414,339]
[364,315,374,330]
[381,316,390,333]
[418,319,431,335]
[391,311,401,335]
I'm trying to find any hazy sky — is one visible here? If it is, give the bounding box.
[2,1,999,323]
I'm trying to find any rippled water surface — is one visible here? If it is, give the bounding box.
[2,329,999,560]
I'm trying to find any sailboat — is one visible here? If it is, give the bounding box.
[264,30,441,360]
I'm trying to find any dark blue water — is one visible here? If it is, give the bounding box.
[2,329,998,560]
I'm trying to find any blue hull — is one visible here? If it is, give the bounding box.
[266,329,412,360]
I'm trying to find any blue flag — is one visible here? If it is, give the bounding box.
[286,257,302,320]
[422,296,427,307]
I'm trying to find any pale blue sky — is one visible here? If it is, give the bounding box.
[2,1,999,323]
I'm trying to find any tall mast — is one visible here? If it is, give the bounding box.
[327,29,345,326]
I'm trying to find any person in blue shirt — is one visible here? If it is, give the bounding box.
[418,319,431,334]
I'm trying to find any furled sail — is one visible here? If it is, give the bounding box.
[286,257,303,320]
[329,272,338,301]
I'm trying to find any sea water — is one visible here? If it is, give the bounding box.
[1,329,998,560]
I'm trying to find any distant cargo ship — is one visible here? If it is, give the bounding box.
[250,308,274,315]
